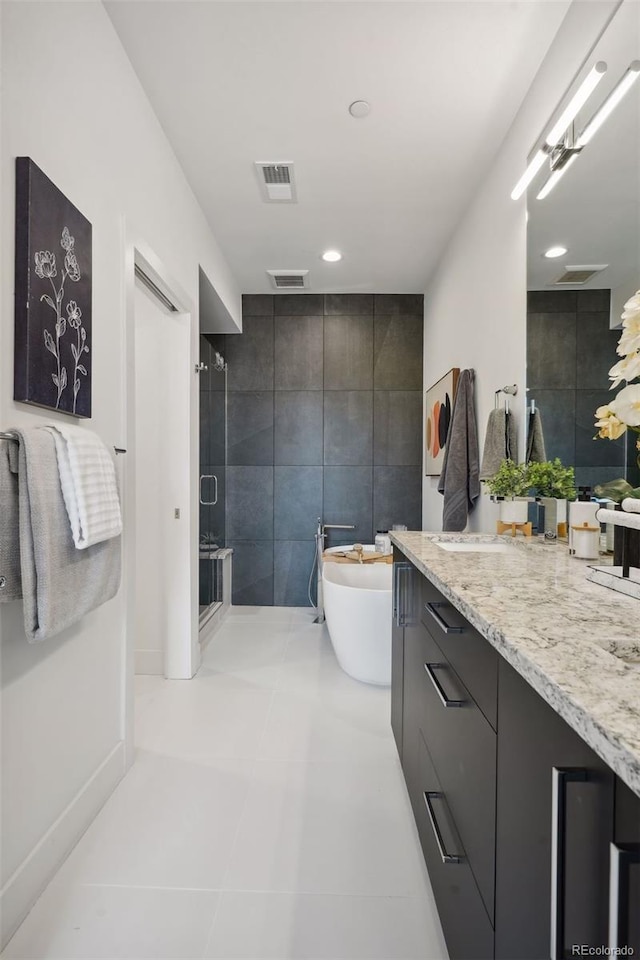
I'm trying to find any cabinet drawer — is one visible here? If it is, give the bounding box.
[404,621,497,921]
[421,576,497,729]
[405,726,494,960]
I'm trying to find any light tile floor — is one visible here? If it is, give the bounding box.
[2,606,448,959]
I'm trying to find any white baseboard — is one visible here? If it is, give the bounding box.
[0,740,126,950]
[134,649,164,675]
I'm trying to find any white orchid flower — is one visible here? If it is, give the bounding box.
[610,384,640,427]
[609,352,640,389]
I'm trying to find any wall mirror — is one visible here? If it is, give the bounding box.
[526,0,640,493]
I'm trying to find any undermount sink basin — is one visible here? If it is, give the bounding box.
[434,541,513,554]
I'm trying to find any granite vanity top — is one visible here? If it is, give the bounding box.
[390,531,640,798]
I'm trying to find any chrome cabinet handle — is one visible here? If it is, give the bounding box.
[423,662,466,708]
[550,767,588,960]
[608,842,640,949]
[424,601,464,634]
[423,792,462,864]
[393,563,411,627]
[199,474,218,506]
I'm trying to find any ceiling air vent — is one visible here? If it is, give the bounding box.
[267,270,309,290]
[553,264,608,285]
[255,162,297,202]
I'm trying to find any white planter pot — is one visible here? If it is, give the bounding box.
[499,499,529,524]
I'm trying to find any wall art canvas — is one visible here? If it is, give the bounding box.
[425,367,460,476]
[14,157,92,417]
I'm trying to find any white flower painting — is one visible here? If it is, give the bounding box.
[14,157,92,417]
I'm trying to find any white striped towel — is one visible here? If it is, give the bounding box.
[44,425,122,549]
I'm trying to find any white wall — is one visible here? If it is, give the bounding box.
[0,1,240,945]
[422,0,620,532]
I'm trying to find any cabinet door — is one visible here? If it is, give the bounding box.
[610,779,640,954]
[495,660,614,960]
[391,558,408,756]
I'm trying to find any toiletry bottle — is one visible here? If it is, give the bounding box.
[375,530,391,554]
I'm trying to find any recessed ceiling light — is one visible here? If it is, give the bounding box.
[544,246,568,259]
[322,250,342,263]
[348,100,370,119]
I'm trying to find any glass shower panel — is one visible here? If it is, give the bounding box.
[199,334,227,618]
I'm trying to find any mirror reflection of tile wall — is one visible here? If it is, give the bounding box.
[526,288,633,491]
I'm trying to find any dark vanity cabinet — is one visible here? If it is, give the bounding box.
[612,780,640,954]
[392,553,640,960]
[494,661,614,959]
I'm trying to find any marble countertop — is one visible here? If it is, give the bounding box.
[390,531,640,798]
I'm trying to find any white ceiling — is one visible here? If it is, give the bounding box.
[527,1,640,300]
[105,0,570,294]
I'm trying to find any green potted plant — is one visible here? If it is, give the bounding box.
[527,458,576,538]
[484,459,531,523]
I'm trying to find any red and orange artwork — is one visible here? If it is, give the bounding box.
[425,369,460,476]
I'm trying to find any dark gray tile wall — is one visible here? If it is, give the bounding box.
[527,289,626,487]
[212,294,423,605]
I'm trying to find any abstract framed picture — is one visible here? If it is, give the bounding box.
[14,157,92,417]
[425,367,460,476]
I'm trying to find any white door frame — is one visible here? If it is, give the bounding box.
[121,232,200,767]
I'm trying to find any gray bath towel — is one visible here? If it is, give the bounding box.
[526,409,547,463]
[437,369,480,531]
[0,440,22,601]
[480,408,518,480]
[11,427,121,641]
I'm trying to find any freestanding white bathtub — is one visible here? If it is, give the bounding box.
[322,546,392,685]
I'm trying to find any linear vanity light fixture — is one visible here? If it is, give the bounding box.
[511,61,607,201]
[536,152,579,200]
[577,60,640,147]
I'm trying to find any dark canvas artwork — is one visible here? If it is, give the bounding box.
[14,157,92,417]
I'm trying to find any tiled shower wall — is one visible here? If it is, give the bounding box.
[526,288,636,490]
[203,293,424,606]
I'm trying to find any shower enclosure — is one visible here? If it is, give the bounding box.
[199,334,230,625]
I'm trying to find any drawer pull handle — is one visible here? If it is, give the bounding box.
[423,791,462,864]
[550,766,588,960]
[424,662,465,708]
[608,842,640,949]
[424,601,464,634]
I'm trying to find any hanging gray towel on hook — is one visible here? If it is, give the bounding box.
[8,427,121,641]
[526,408,547,463]
[480,408,518,479]
[438,369,480,531]
[0,440,22,601]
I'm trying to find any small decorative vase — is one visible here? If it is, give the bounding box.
[499,498,529,525]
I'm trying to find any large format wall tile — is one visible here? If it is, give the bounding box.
[527,312,577,389]
[324,294,374,316]
[242,294,274,317]
[324,391,373,466]
[226,316,274,391]
[324,315,373,390]
[529,389,576,468]
[373,466,422,532]
[274,392,323,465]
[374,391,422,465]
[215,295,424,605]
[576,312,618,389]
[274,466,323,540]
[274,294,323,316]
[374,294,423,317]
[226,466,274,540]
[323,466,373,543]
[527,290,577,314]
[227,540,274,605]
[227,392,274,465]
[275,315,323,390]
[373,315,423,390]
[274,540,316,606]
[577,289,611,313]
